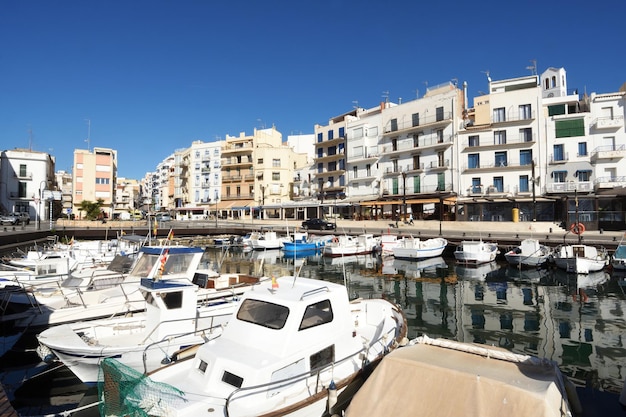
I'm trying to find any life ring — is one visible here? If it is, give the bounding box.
[570,223,585,235]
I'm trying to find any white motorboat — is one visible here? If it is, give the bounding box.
[345,335,581,417]
[249,229,289,251]
[391,237,448,260]
[36,272,257,384]
[1,245,259,329]
[551,244,609,274]
[453,240,499,265]
[98,276,408,417]
[375,233,403,257]
[322,233,379,257]
[504,238,552,268]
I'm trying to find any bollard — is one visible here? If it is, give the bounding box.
[600,228,603,234]
[549,228,552,233]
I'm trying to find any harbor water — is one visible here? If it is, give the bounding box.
[1,246,625,416]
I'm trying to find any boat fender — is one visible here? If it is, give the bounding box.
[327,379,337,414]
[570,223,585,235]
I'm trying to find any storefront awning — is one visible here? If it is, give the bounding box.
[216,201,237,209]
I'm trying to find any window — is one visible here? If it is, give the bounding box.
[553,171,566,183]
[436,107,444,121]
[413,176,421,193]
[392,160,398,173]
[95,178,110,184]
[553,144,565,162]
[578,142,588,157]
[338,127,345,137]
[577,170,591,182]
[412,155,421,170]
[493,177,504,192]
[392,177,399,194]
[471,178,481,193]
[519,149,533,166]
[520,128,532,142]
[272,172,280,181]
[328,130,334,140]
[438,151,445,167]
[494,130,506,145]
[437,173,445,191]
[272,159,280,167]
[519,175,529,193]
[413,134,420,147]
[391,138,398,151]
[390,118,398,132]
[310,345,335,373]
[519,104,531,120]
[495,151,507,167]
[257,158,263,164]
[548,104,566,116]
[299,300,333,330]
[237,299,289,330]
[352,127,363,138]
[412,113,420,127]
[19,164,27,177]
[493,107,505,123]
[317,133,323,143]
[236,186,241,197]
[468,135,479,147]
[555,119,584,138]
[353,166,358,179]
[436,129,444,143]
[366,164,371,176]
[468,154,480,169]
[18,181,27,198]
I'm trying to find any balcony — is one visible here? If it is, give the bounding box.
[462,133,535,150]
[590,145,626,162]
[314,151,345,163]
[462,160,533,172]
[14,172,33,180]
[347,147,381,162]
[595,176,626,190]
[490,111,535,125]
[545,181,592,193]
[382,135,453,156]
[592,115,623,130]
[427,159,450,171]
[383,111,452,136]
[549,153,569,164]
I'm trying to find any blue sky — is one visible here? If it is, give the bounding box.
[1,0,624,180]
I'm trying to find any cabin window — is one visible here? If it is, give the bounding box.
[237,299,289,329]
[299,300,333,330]
[222,371,243,388]
[198,360,208,373]
[310,345,335,374]
[161,291,183,309]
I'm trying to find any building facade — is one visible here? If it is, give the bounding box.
[72,147,117,219]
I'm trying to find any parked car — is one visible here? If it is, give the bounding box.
[0,212,30,225]
[301,218,336,231]
[155,213,172,222]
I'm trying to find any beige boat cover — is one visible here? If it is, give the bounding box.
[345,336,575,417]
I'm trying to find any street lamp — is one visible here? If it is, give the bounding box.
[260,184,265,219]
[401,171,407,223]
[38,180,47,230]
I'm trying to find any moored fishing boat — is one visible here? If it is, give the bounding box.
[392,237,448,260]
[504,238,552,268]
[322,233,378,257]
[551,243,609,274]
[98,276,408,417]
[453,240,499,265]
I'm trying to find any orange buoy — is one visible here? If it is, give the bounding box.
[570,223,585,235]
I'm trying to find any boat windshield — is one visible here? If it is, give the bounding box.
[237,299,289,330]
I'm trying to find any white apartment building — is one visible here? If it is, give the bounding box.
[457,74,543,222]
[0,148,55,223]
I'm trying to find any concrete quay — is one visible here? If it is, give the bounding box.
[0,218,623,253]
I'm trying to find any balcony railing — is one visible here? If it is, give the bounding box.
[490,110,535,124]
[545,181,592,193]
[383,111,453,134]
[549,153,569,164]
[592,115,624,130]
[463,133,535,148]
[590,144,626,161]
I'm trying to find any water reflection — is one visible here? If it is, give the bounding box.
[210,247,626,394]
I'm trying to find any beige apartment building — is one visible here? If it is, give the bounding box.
[72,147,117,219]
